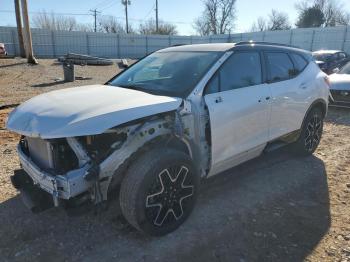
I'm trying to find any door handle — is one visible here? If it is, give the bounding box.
[215,96,223,103]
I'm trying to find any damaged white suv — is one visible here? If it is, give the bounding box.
[7,42,330,236]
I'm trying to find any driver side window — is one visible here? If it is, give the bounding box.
[205,52,262,95]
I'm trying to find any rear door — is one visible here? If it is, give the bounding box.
[265,52,312,140]
[204,51,271,173]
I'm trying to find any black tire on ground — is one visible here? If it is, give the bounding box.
[119,148,199,236]
[292,107,324,156]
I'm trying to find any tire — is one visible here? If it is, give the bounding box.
[119,148,199,236]
[292,107,324,156]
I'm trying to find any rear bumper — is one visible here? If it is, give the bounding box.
[329,89,350,108]
[16,144,93,200]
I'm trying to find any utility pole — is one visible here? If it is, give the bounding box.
[121,0,131,34]
[90,9,100,32]
[20,0,38,64]
[14,0,25,57]
[155,0,159,33]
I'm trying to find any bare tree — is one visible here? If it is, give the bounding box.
[98,16,125,34]
[249,10,291,32]
[250,17,268,32]
[268,9,291,31]
[194,0,237,35]
[33,11,77,31]
[32,11,93,32]
[139,18,177,35]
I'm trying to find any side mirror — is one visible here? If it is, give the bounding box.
[333,67,340,74]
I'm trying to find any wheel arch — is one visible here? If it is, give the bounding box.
[301,99,327,129]
[107,134,193,198]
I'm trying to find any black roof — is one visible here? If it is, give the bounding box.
[159,41,312,60]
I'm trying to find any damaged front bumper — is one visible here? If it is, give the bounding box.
[13,144,93,208]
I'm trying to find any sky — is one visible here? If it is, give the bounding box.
[1,0,350,35]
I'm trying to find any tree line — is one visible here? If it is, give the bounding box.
[32,0,350,35]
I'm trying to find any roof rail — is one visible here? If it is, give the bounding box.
[235,41,297,48]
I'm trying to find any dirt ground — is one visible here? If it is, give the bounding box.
[0,58,119,107]
[0,59,349,262]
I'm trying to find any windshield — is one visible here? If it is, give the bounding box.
[108,51,222,98]
[339,62,350,74]
[313,53,333,62]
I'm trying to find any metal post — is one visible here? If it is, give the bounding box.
[51,31,56,58]
[14,0,25,57]
[86,33,90,55]
[145,35,148,55]
[21,0,38,64]
[342,26,348,51]
[117,34,121,58]
[310,29,315,51]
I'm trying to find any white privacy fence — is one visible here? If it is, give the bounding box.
[1,26,350,59]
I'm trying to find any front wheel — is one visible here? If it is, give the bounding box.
[119,148,199,236]
[292,107,324,156]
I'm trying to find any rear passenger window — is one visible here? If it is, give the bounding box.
[291,53,308,73]
[266,52,294,83]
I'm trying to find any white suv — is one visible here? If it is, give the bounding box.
[7,42,330,236]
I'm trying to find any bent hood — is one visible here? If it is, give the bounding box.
[328,74,350,91]
[6,85,182,139]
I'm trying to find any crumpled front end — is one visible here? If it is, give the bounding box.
[10,114,180,213]
[11,136,95,211]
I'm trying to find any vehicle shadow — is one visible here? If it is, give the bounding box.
[0,148,330,262]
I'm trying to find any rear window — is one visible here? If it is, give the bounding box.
[266,52,295,83]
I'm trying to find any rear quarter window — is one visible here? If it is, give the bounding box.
[291,53,308,74]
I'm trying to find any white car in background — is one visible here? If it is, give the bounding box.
[7,42,329,236]
[328,61,350,108]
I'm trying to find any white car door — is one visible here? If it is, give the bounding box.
[204,51,271,175]
[265,52,314,140]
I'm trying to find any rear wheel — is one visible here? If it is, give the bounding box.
[292,107,324,155]
[119,148,199,236]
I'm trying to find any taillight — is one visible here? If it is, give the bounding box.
[324,76,331,88]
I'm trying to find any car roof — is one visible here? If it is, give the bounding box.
[158,43,236,52]
[157,42,312,60]
[312,50,342,55]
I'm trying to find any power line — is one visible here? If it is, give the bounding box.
[0,10,91,16]
[91,0,113,10]
[0,9,192,25]
[143,3,156,20]
[99,0,118,11]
